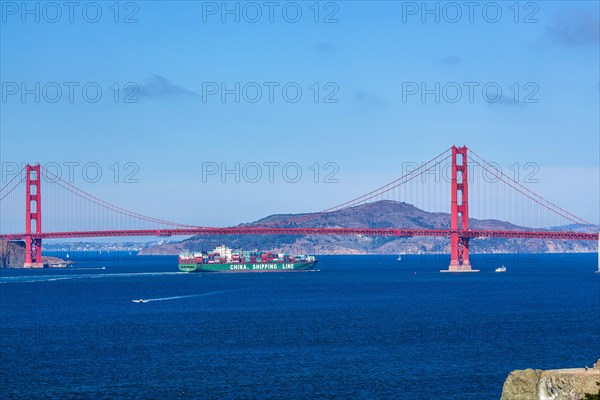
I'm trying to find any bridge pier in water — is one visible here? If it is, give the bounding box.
[597,235,600,274]
[441,146,479,273]
[24,164,43,268]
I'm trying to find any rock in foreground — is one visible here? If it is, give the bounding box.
[1,240,72,268]
[501,360,600,400]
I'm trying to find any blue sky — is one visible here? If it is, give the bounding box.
[1,1,599,227]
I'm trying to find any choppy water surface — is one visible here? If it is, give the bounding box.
[1,253,598,399]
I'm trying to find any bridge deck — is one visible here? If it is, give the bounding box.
[0,228,597,241]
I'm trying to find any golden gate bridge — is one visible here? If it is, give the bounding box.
[1,146,597,271]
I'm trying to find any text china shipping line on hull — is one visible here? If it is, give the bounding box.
[179,245,317,272]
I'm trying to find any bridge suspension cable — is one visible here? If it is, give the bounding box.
[0,166,25,201]
[253,147,453,228]
[321,147,453,212]
[40,166,201,231]
[467,150,595,231]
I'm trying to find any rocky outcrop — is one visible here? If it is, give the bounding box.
[0,240,26,268]
[501,360,600,400]
[502,369,542,400]
[1,240,72,268]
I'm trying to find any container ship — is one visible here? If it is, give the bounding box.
[178,245,317,272]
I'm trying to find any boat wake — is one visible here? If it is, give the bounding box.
[137,288,249,303]
[143,294,206,302]
[0,271,184,284]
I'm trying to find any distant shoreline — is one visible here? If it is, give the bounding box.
[137,250,599,256]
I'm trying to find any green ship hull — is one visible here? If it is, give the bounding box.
[179,262,316,273]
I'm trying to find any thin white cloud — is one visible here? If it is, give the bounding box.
[545,8,599,47]
[137,75,197,98]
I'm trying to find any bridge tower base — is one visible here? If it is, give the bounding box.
[596,233,600,274]
[441,146,479,273]
[24,164,44,268]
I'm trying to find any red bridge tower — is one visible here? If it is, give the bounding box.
[24,164,43,268]
[442,146,479,272]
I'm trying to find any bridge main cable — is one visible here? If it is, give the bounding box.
[467,150,597,231]
[262,147,453,228]
[320,147,452,213]
[0,166,26,202]
[40,166,203,229]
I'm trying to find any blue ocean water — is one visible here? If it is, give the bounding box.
[1,252,599,399]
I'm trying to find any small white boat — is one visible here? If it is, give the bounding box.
[397,255,402,261]
[132,299,148,303]
[495,266,507,273]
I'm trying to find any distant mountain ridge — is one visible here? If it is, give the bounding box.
[140,200,598,255]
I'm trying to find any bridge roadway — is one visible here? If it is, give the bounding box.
[0,228,597,241]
